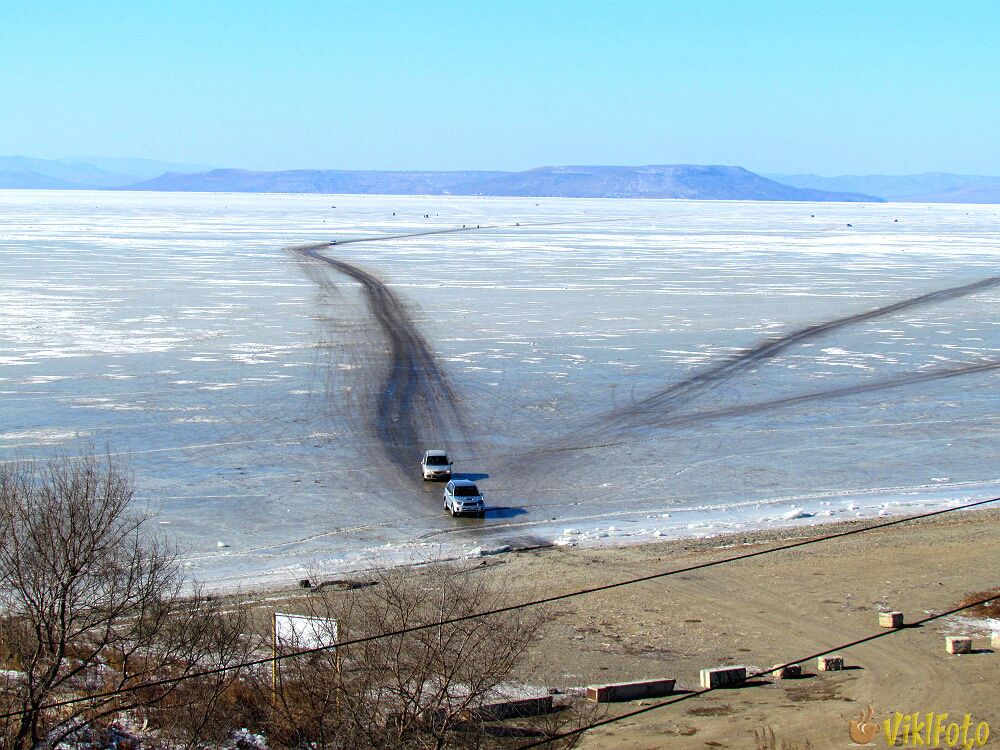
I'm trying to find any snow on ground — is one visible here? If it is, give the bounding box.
[0,190,998,589]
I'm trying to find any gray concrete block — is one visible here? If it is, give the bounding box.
[772,663,802,679]
[699,666,747,689]
[946,636,973,654]
[817,655,844,671]
[472,693,554,720]
[586,678,676,703]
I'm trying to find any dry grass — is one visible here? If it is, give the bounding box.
[960,587,1000,618]
[754,726,814,750]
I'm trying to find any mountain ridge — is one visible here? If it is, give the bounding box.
[124,164,880,202]
[767,171,1000,203]
[0,155,217,189]
[6,155,1000,202]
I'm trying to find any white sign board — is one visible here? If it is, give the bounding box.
[274,613,338,651]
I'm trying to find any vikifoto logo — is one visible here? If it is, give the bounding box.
[849,704,990,747]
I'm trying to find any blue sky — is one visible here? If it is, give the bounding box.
[2,0,998,174]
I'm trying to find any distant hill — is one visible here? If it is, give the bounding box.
[125,164,879,202]
[127,168,509,195]
[23,155,1000,202]
[0,156,131,188]
[767,172,1000,203]
[0,155,217,189]
[57,155,215,179]
[0,169,83,190]
[7,156,1000,203]
[448,165,878,201]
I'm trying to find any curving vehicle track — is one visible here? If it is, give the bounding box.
[291,226,1000,489]
[292,237,474,471]
[542,275,1000,452]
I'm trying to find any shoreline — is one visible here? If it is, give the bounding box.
[223,501,1000,599]
[220,505,999,748]
[194,488,1000,594]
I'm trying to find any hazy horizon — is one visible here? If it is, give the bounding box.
[8,153,1000,180]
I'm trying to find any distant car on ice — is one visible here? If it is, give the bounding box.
[420,450,452,480]
[443,479,486,518]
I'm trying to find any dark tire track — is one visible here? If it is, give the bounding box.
[290,227,998,479]
[287,220,626,475]
[292,242,471,471]
[623,276,1000,418]
[536,358,1000,455]
[549,275,1000,449]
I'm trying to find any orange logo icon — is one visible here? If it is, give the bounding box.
[850,704,880,745]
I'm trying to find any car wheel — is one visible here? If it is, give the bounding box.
[451,508,459,517]
[478,511,486,519]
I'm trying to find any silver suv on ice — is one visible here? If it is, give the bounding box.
[443,480,486,518]
[420,450,453,481]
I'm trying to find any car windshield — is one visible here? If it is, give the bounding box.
[454,485,479,497]
[426,455,448,465]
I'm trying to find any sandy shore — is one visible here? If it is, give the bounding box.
[499,507,999,748]
[247,506,998,747]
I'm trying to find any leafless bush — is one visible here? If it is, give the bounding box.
[0,453,597,750]
[266,564,558,749]
[960,587,1000,618]
[0,453,254,750]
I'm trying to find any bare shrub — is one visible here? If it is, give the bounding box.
[266,564,554,749]
[959,587,1000,618]
[506,698,604,750]
[0,453,254,750]
[132,595,261,750]
[0,454,607,749]
[754,725,814,750]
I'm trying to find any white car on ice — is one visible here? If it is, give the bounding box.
[420,450,453,481]
[443,479,486,518]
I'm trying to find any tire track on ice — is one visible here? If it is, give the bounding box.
[292,240,472,472]
[549,275,1000,449]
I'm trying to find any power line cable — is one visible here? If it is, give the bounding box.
[1,495,996,720]
[516,591,999,748]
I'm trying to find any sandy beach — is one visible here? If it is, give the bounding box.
[247,504,998,746]
[503,507,1000,748]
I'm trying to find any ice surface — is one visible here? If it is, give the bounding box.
[1,190,998,589]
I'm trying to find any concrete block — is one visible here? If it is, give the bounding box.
[991,631,1000,650]
[946,636,973,654]
[699,666,747,689]
[472,693,553,720]
[878,611,904,628]
[586,678,676,703]
[817,655,844,671]
[772,663,802,679]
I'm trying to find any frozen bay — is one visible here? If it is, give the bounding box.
[1,190,998,588]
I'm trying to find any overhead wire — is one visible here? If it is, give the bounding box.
[0,494,995,721]
[516,591,999,748]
